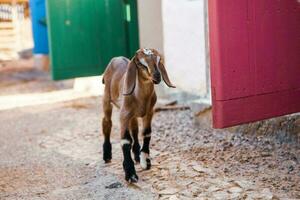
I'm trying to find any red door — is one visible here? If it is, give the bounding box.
[208,0,300,128]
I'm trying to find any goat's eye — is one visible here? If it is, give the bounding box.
[142,65,148,70]
[140,65,150,73]
[139,64,148,70]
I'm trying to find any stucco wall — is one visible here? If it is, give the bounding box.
[137,0,164,53]
[162,0,209,98]
[137,0,210,102]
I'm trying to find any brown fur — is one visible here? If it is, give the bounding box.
[101,48,175,182]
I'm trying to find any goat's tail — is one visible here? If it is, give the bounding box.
[102,59,114,84]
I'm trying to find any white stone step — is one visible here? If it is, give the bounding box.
[0,37,16,43]
[0,30,16,36]
[0,22,14,29]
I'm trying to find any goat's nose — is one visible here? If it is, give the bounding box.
[154,72,161,80]
[152,72,161,84]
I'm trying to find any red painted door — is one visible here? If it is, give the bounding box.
[208,0,300,128]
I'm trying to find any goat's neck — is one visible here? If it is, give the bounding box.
[135,75,154,101]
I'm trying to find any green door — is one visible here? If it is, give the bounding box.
[46,0,139,80]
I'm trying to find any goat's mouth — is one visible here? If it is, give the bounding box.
[152,79,161,84]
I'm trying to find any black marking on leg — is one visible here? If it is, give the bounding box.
[141,127,151,170]
[122,129,138,183]
[103,140,112,163]
[122,143,138,183]
[132,141,140,163]
[143,127,152,135]
[124,129,132,143]
[141,136,151,154]
[141,127,151,153]
[131,128,140,163]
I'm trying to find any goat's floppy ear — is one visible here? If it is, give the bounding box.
[157,57,176,88]
[123,59,137,95]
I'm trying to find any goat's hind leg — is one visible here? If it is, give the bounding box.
[130,118,140,163]
[102,97,113,163]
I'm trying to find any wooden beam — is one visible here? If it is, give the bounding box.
[0,0,28,4]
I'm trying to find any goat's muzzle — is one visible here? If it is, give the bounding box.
[152,72,161,84]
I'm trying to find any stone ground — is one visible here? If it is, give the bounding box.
[0,60,299,200]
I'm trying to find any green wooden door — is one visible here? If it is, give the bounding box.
[46,0,139,80]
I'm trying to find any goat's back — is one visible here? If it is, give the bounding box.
[102,57,130,103]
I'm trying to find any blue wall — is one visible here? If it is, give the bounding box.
[29,0,49,54]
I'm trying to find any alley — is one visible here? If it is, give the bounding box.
[0,65,299,200]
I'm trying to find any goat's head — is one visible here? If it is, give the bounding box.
[123,48,175,95]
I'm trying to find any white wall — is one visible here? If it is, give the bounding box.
[137,0,164,53]
[137,0,210,102]
[162,0,209,98]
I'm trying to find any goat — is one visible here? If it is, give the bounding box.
[101,48,175,183]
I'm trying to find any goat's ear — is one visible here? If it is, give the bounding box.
[157,57,176,88]
[123,59,137,95]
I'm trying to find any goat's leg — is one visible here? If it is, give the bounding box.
[130,118,140,163]
[120,114,138,183]
[140,110,153,170]
[102,98,113,163]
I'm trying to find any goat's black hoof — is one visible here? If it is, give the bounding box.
[123,160,138,183]
[134,155,140,164]
[126,173,139,183]
[103,142,112,163]
[146,158,151,170]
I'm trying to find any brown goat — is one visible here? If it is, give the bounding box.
[102,48,175,183]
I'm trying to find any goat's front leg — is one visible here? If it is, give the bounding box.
[140,110,153,170]
[120,113,138,183]
[130,118,140,163]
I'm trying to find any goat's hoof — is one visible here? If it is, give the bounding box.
[145,158,151,170]
[103,156,112,163]
[123,159,138,183]
[140,152,151,170]
[134,156,140,164]
[126,174,139,183]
